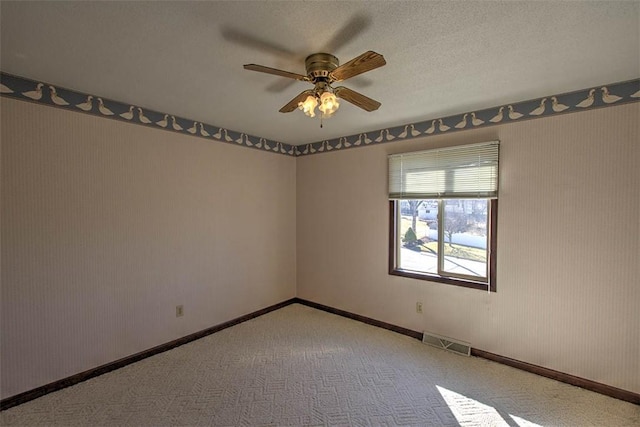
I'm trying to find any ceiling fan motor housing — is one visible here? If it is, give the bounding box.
[305,53,339,81]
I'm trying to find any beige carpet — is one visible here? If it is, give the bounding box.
[2,304,638,426]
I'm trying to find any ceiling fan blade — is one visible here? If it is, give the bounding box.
[334,86,381,112]
[323,14,371,53]
[329,51,386,82]
[280,90,315,113]
[244,64,309,81]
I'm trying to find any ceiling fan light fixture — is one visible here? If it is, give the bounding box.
[245,50,385,120]
[298,95,318,118]
[318,90,339,118]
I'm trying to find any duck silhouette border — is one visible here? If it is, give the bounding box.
[1,72,638,158]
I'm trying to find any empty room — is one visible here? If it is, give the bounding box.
[1,1,639,425]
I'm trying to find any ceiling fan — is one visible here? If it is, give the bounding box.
[243,50,386,120]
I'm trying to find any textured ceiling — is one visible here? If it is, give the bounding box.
[1,1,638,145]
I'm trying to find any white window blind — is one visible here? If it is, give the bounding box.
[388,141,499,199]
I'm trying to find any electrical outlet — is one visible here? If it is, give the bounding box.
[176,305,184,317]
[416,302,423,314]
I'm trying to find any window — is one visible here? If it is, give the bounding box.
[388,142,499,291]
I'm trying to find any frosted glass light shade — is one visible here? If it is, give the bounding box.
[318,91,339,118]
[298,95,317,117]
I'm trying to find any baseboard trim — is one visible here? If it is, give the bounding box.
[294,298,423,340]
[3,298,638,409]
[470,348,640,405]
[295,298,639,405]
[0,298,297,411]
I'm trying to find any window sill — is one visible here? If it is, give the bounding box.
[389,268,495,292]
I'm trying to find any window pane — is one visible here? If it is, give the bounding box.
[441,199,488,278]
[390,198,496,291]
[397,199,439,274]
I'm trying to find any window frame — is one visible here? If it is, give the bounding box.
[388,199,498,292]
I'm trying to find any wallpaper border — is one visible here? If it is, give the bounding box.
[0,72,296,156]
[294,78,640,156]
[2,72,638,157]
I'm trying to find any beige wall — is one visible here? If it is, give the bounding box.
[2,96,638,400]
[297,103,640,393]
[0,98,297,398]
